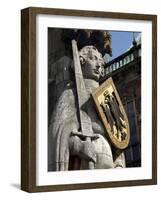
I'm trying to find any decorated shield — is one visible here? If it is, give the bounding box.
[92,77,130,149]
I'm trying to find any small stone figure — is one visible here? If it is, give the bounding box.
[49,46,125,171]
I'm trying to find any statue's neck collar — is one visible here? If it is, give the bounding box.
[83,78,99,94]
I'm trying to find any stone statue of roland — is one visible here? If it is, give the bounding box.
[49,45,125,171]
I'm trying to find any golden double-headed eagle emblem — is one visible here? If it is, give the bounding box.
[92,77,130,149]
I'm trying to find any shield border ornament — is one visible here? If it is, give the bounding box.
[92,77,130,149]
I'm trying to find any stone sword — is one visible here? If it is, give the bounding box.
[71,40,96,169]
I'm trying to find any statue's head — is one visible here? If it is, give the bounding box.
[79,46,105,81]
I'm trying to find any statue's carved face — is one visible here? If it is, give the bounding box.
[79,46,104,81]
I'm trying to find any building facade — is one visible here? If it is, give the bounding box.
[101,42,141,167]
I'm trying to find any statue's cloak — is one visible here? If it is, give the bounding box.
[48,86,79,171]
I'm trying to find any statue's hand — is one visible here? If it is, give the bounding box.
[81,139,96,163]
[69,130,97,163]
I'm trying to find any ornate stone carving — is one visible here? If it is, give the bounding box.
[62,29,112,56]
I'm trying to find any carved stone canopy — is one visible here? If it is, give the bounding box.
[62,29,112,57]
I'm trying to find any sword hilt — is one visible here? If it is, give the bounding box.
[71,131,99,140]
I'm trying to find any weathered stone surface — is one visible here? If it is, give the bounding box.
[48,56,72,123]
[49,56,72,82]
[48,45,126,171]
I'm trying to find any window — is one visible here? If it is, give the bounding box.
[109,65,113,72]
[116,62,119,69]
[124,100,141,167]
[112,63,116,71]
[130,53,134,61]
[124,57,127,65]
[126,55,130,63]
[120,60,123,67]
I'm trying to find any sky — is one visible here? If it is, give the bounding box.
[107,31,140,61]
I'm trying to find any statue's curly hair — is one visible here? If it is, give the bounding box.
[78,46,105,77]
